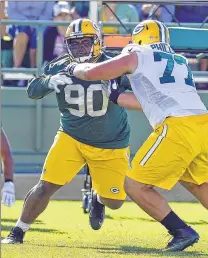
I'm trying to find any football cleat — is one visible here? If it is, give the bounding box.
[163,226,199,252]
[1,227,25,244]
[89,191,105,230]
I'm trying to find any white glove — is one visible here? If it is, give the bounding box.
[1,181,15,207]
[48,73,73,93]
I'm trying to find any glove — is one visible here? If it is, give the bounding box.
[101,79,121,104]
[64,62,78,76]
[48,73,73,93]
[1,181,15,207]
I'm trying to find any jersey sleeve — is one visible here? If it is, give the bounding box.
[44,54,72,75]
[27,75,52,99]
[27,54,72,99]
[122,44,151,76]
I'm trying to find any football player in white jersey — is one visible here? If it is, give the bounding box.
[65,20,208,252]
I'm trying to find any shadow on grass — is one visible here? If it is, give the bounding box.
[106,216,208,226]
[1,224,66,234]
[118,245,208,257]
[1,218,44,225]
[105,215,114,219]
[26,242,71,248]
[75,245,207,257]
[105,215,156,222]
[188,220,208,225]
[6,242,207,257]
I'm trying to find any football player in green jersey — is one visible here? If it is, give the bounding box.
[2,19,131,244]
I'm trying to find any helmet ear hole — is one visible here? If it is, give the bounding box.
[138,40,142,45]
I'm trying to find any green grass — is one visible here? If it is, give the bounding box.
[1,201,208,258]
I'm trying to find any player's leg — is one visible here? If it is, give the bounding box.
[13,26,31,67]
[1,131,86,244]
[1,181,63,244]
[125,178,171,221]
[29,28,37,68]
[179,132,208,210]
[180,181,208,209]
[18,181,61,225]
[85,145,130,230]
[81,165,92,213]
[125,118,201,251]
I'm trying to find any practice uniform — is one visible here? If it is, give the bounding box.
[27,52,131,200]
[122,43,208,190]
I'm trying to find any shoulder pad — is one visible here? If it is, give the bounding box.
[121,44,142,54]
[102,50,117,59]
[121,44,153,55]
[44,54,71,75]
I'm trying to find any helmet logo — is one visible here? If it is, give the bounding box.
[110,187,120,194]
[92,22,99,31]
[133,24,145,35]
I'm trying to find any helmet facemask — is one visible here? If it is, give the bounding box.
[65,34,100,63]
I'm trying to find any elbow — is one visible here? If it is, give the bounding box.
[27,87,35,99]
[27,87,41,99]
[27,90,33,99]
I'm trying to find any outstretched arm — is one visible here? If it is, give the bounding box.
[102,79,142,111]
[27,75,53,99]
[117,92,142,110]
[1,128,15,207]
[1,128,14,181]
[73,52,138,81]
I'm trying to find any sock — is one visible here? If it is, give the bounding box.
[15,219,31,232]
[161,211,188,232]
[97,194,103,205]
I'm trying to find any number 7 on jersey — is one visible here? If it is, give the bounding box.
[154,52,195,87]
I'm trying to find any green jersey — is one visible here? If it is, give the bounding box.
[27,52,130,149]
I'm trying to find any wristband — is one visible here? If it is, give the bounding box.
[109,91,121,104]
[5,179,13,183]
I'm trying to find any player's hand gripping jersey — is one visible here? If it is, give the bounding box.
[122,43,208,128]
[27,53,130,148]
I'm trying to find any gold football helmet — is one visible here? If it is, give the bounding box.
[65,18,102,63]
[132,20,170,46]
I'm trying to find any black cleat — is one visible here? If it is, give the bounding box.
[163,226,199,252]
[89,191,105,230]
[1,227,25,244]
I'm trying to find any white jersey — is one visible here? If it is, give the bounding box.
[122,43,208,128]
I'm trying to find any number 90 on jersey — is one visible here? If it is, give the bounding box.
[64,84,109,117]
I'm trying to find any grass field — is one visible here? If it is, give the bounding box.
[1,201,208,258]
